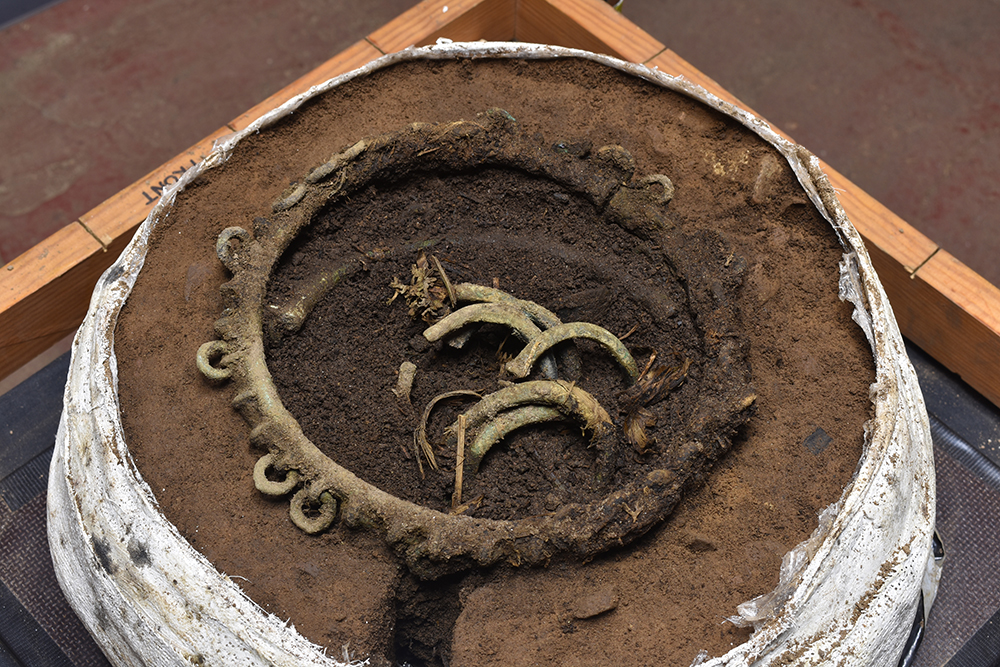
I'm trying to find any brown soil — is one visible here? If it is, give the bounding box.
[115,57,874,667]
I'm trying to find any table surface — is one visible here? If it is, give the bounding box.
[1,340,998,667]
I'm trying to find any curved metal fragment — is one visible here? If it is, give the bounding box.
[466,405,564,471]
[253,453,300,496]
[505,322,639,380]
[423,302,558,378]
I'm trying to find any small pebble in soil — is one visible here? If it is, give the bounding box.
[544,492,562,511]
[572,585,619,619]
[684,531,719,553]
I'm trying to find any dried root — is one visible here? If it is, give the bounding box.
[416,390,482,472]
[620,358,691,452]
[452,415,467,510]
[389,251,451,323]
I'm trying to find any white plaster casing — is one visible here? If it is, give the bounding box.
[47,42,939,667]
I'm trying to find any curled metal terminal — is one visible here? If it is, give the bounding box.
[216,226,252,272]
[253,453,300,496]
[196,340,233,381]
[639,174,675,203]
[290,488,337,534]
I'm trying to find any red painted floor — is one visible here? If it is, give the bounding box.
[1,0,997,391]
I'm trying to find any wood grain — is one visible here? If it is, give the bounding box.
[1,130,233,382]
[906,250,1000,407]
[368,0,515,53]
[79,128,232,248]
[0,224,104,380]
[516,0,665,63]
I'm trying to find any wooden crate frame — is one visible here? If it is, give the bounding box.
[3,0,998,407]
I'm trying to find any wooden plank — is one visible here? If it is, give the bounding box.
[820,163,938,275]
[79,128,233,248]
[515,0,665,64]
[368,0,515,54]
[0,224,104,381]
[229,40,384,132]
[904,251,1000,407]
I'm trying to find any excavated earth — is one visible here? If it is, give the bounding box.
[115,57,874,667]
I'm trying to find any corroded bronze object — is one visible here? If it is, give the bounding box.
[197,110,755,578]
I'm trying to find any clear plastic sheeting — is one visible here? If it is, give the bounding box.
[729,501,841,631]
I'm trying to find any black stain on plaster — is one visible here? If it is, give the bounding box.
[92,535,115,575]
[128,540,151,567]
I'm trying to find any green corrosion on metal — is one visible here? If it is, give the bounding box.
[448,380,611,439]
[423,302,558,379]
[451,283,563,329]
[191,109,755,580]
[424,302,543,343]
[448,283,571,378]
[465,405,564,471]
[505,322,639,381]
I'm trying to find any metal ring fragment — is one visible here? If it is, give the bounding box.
[289,488,337,534]
[423,302,558,379]
[196,340,233,381]
[424,302,543,343]
[198,110,753,579]
[448,283,567,378]
[466,405,564,471]
[451,283,563,329]
[253,453,300,496]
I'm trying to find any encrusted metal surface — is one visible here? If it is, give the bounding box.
[197,109,755,578]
